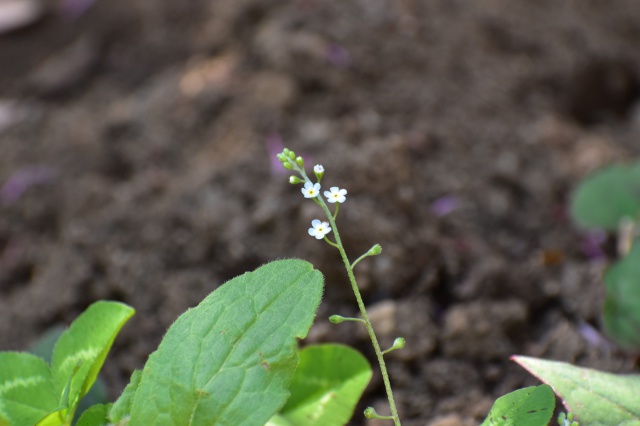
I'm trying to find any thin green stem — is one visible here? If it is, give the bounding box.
[292,163,400,423]
[351,251,370,270]
[315,195,401,426]
[324,236,340,249]
[333,202,339,219]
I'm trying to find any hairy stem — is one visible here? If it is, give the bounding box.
[294,164,400,424]
[315,195,401,425]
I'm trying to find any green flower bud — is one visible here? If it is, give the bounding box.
[277,153,288,163]
[367,244,382,256]
[289,176,304,184]
[295,156,305,167]
[288,151,296,160]
[392,337,406,350]
[282,162,294,170]
[363,407,377,419]
[381,337,406,355]
[363,407,393,420]
[283,148,291,156]
[329,315,345,324]
[329,314,364,324]
[313,164,324,182]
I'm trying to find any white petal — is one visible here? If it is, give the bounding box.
[309,228,317,236]
[314,232,324,239]
[339,189,347,195]
[311,219,321,227]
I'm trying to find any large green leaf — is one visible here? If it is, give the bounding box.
[0,352,57,426]
[513,356,640,425]
[570,162,640,230]
[51,301,135,417]
[603,242,640,350]
[480,384,554,426]
[277,344,371,426]
[123,259,324,426]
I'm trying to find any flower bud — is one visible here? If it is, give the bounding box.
[329,314,364,324]
[329,315,345,324]
[391,337,406,350]
[382,337,406,354]
[282,162,294,170]
[363,407,377,419]
[288,151,296,160]
[313,164,324,182]
[295,156,305,167]
[277,153,288,163]
[367,244,382,256]
[289,176,304,184]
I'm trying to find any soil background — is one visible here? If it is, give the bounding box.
[1,1,640,425]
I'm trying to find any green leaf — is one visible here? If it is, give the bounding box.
[76,404,111,426]
[51,301,135,414]
[480,384,554,426]
[278,344,371,426]
[513,356,640,426]
[603,243,640,350]
[108,369,142,425]
[570,162,640,230]
[0,352,58,426]
[125,259,324,426]
[265,414,295,426]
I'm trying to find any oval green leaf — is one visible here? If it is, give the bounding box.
[603,242,640,350]
[480,384,554,426]
[570,162,640,230]
[278,344,372,426]
[125,259,324,426]
[76,404,110,426]
[513,356,640,425]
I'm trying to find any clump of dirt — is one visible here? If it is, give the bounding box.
[1,1,640,424]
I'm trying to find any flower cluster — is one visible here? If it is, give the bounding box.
[278,147,398,425]
[277,149,348,241]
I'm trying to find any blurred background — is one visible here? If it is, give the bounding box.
[1,1,640,424]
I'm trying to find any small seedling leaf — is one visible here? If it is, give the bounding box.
[108,369,141,424]
[0,352,58,426]
[276,344,372,426]
[480,384,554,426]
[603,242,640,350]
[75,404,110,426]
[51,301,134,414]
[513,356,640,425]
[570,162,640,230]
[125,259,324,426]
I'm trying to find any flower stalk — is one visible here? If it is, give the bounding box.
[279,149,402,425]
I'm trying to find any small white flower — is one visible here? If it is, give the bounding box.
[324,187,347,203]
[308,219,331,239]
[301,181,321,198]
[314,164,324,174]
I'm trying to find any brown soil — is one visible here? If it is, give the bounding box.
[1,1,640,424]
